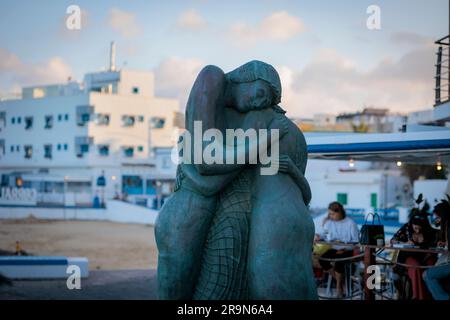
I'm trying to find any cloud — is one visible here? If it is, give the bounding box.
[107,8,141,38]
[176,9,207,31]
[153,45,434,120]
[260,11,304,41]
[228,11,304,47]
[390,31,432,46]
[0,48,21,71]
[154,57,204,109]
[0,48,73,92]
[277,44,436,118]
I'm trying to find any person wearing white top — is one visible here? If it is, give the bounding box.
[314,202,359,298]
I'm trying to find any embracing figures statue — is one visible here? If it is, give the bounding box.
[155,60,318,300]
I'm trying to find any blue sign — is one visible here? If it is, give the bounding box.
[97,176,106,187]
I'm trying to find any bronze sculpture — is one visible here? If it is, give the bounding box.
[155,61,317,300]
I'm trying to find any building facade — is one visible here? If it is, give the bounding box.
[0,66,181,208]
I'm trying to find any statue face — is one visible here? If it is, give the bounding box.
[231,80,272,112]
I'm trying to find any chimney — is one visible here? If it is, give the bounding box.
[109,41,116,71]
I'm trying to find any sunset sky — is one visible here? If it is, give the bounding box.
[0,0,448,117]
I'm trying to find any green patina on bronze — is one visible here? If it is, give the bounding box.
[154,61,317,300]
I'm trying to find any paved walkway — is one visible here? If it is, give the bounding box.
[0,269,157,300]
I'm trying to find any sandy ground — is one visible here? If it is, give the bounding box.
[0,218,158,270]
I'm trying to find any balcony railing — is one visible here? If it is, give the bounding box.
[435,35,450,106]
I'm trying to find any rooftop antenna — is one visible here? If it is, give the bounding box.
[109,41,116,71]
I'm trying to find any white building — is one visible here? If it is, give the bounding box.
[0,43,180,208]
[306,159,411,212]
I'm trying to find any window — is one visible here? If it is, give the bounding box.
[75,136,93,158]
[122,115,135,127]
[16,145,19,152]
[25,117,33,130]
[337,193,348,205]
[81,114,90,122]
[123,146,134,157]
[67,181,92,193]
[145,179,157,195]
[10,145,14,152]
[122,175,143,195]
[44,115,53,129]
[132,87,139,94]
[11,117,15,124]
[80,144,89,153]
[98,145,109,156]
[0,141,4,156]
[44,144,52,159]
[58,114,62,121]
[24,145,32,159]
[0,112,5,125]
[138,115,144,122]
[76,105,92,126]
[17,117,21,124]
[150,117,166,129]
[57,144,61,151]
[96,114,110,126]
[137,146,144,152]
[64,114,69,121]
[76,144,90,158]
[64,144,68,151]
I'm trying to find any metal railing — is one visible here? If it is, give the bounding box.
[435,35,450,106]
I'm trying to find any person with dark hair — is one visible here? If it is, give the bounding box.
[423,198,450,300]
[391,209,438,300]
[432,196,450,246]
[315,201,359,298]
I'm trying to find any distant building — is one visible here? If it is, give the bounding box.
[336,107,407,133]
[292,113,353,133]
[293,108,406,133]
[0,43,181,208]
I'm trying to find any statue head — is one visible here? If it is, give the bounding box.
[226,60,282,112]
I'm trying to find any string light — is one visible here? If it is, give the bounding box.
[348,159,355,168]
[396,161,402,167]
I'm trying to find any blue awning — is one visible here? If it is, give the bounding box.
[305,130,450,164]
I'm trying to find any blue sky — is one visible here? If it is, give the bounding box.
[0,0,448,117]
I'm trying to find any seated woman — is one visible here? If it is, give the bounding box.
[391,210,438,300]
[423,199,450,300]
[315,201,359,298]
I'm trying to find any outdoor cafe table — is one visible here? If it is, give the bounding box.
[315,241,449,300]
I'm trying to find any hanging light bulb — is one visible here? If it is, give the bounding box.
[396,161,402,167]
[436,161,443,171]
[348,159,355,168]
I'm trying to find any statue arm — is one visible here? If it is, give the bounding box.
[278,155,312,205]
[181,164,240,196]
[196,115,289,175]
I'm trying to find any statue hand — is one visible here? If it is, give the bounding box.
[270,154,292,173]
[268,113,289,138]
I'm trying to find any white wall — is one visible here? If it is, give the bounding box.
[414,179,449,206]
[0,200,159,225]
[306,160,378,209]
